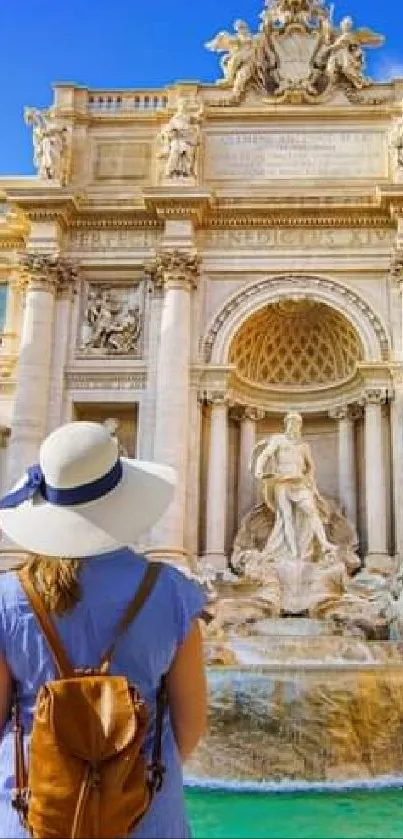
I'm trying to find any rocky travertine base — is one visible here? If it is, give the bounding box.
[187,661,403,783]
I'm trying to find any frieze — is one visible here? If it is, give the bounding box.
[65,371,147,391]
[201,227,394,250]
[67,228,159,252]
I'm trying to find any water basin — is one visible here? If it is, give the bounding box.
[186,787,403,838]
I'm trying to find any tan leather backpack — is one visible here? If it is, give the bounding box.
[11,563,167,839]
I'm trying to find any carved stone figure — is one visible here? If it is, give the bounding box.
[250,412,335,563]
[206,20,257,101]
[25,108,68,184]
[157,99,203,179]
[80,288,142,355]
[206,0,384,104]
[390,118,403,181]
[103,418,129,457]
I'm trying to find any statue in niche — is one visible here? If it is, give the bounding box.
[103,418,129,458]
[157,99,203,179]
[25,108,68,184]
[80,287,142,355]
[250,412,336,563]
[205,20,257,101]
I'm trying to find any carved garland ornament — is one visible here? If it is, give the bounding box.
[203,275,390,364]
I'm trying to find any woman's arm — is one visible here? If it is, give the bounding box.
[0,653,12,733]
[166,620,207,763]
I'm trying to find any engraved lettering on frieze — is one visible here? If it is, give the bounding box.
[79,284,143,356]
[69,229,158,251]
[205,130,387,181]
[202,228,394,251]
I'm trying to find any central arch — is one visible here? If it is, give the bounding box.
[203,274,390,366]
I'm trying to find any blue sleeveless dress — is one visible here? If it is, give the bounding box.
[0,548,206,838]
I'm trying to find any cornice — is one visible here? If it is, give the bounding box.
[69,216,163,230]
[205,213,393,229]
[4,187,80,228]
[142,188,213,226]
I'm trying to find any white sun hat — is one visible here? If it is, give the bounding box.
[0,421,176,559]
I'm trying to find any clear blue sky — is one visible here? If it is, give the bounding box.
[1,0,402,176]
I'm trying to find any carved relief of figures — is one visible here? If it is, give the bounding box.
[79,286,142,355]
[157,99,203,180]
[24,108,69,185]
[206,0,384,104]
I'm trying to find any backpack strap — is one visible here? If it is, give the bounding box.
[99,562,163,673]
[17,567,74,679]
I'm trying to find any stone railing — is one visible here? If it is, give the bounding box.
[88,90,169,113]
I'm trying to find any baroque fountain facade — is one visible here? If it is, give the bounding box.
[1,0,403,789]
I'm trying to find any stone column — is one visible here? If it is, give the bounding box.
[363,389,388,562]
[7,254,75,486]
[204,393,228,571]
[47,266,78,433]
[390,370,403,558]
[237,407,262,523]
[148,248,200,562]
[329,405,357,528]
[390,247,403,359]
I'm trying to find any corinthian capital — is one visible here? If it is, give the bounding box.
[390,247,403,287]
[18,252,78,295]
[147,249,200,291]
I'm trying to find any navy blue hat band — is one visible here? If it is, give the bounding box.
[0,459,123,510]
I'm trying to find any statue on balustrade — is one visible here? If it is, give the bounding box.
[157,98,203,179]
[24,108,69,185]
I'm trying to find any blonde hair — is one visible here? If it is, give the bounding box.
[26,556,82,616]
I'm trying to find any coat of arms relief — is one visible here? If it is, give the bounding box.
[206,0,384,104]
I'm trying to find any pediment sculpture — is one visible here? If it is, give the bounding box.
[206,0,384,104]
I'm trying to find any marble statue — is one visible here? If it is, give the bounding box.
[80,288,142,355]
[206,0,384,103]
[390,118,403,181]
[157,99,203,179]
[25,108,68,184]
[103,418,129,457]
[198,409,396,647]
[250,412,335,563]
[206,20,257,101]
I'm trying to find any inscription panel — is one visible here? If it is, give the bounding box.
[205,130,388,180]
[94,142,151,181]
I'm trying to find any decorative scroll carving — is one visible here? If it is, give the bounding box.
[79,285,143,356]
[206,0,384,104]
[157,99,203,180]
[24,108,69,185]
[147,249,200,291]
[18,253,78,295]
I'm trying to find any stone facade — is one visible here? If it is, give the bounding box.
[1,0,403,568]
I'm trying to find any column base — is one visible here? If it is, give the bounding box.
[144,546,190,569]
[202,552,229,572]
[365,553,397,575]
